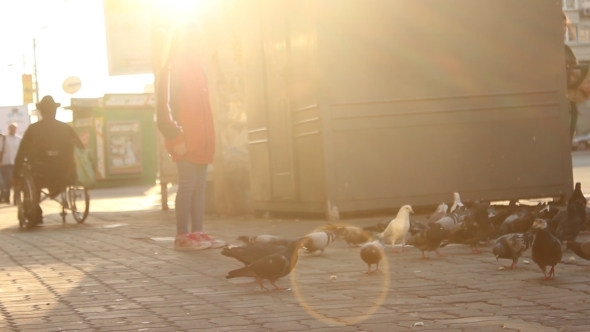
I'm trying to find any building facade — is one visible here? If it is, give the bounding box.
[564,0,590,62]
[564,0,590,135]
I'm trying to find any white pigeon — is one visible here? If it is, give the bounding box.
[301,231,336,255]
[450,192,464,213]
[379,205,414,252]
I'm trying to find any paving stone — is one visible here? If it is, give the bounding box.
[262,321,310,331]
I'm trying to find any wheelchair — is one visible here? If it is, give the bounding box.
[15,165,90,228]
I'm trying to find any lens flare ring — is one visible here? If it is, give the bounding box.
[289,244,391,326]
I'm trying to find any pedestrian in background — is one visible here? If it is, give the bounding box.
[0,123,21,204]
[563,12,590,139]
[564,12,579,140]
[13,96,84,225]
[156,21,225,250]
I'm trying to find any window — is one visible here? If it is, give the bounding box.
[578,26,590,42]
[567,25,577,42]
[564,0,579,9]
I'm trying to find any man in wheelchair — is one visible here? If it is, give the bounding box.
[13,95,84,224]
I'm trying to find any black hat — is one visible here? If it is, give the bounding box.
[36,95,61,109]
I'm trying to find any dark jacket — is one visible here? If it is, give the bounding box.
[14,118,84,191]
[565,44,578,69]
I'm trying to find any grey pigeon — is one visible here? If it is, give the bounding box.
[498,203,553,235]
[566,239,590,262]
[436,205,468,232]
[498,211,535,236]
[221,242,294,266]
[225,240,302,290]
[428,202,448,223]
[360,240,384,274]
[301,231,336,255]
[531,219,563,280]
[492,233,534,269]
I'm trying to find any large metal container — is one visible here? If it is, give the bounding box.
[241,0,572,218]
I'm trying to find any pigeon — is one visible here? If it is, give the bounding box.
[301,231,336,255]
[582,215,590,234]
[450,192,464,213]
[237,235,280,245]
[407,222,446,259]
[409,219,428,236]
[428,203,448,223]
[555,199,586,243]
[531,219,563,280]
[225,240,302,290]
[364,218,425,236]
[440,220,477,249]
[360,240,384,274]
[492,233,534,269]
[221,242,293,266]
[440,201,492,254]
[496,203,549,236]
[569,182,588,207]
[537,203,560,220]
[435,205,468,232]
[322,224,373,247]
[547,209,566,235]
[363,220,390,233]
[498,211,535,236]
[565,239,590,262]
[490,200,518,228]
[379,205,414,252]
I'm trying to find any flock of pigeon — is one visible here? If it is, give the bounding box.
[221,183,590,290]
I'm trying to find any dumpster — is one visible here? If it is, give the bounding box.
[70,94,158,187]
[241,0,572,218]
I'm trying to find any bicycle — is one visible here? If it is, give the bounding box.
[15,166,89,228]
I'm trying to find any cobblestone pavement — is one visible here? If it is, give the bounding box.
[1,153,590,332]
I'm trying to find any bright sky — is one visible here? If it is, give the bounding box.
[0,0,153,110]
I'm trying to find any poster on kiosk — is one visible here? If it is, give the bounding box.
[0,105,30,136]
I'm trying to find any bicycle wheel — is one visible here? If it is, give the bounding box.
[68,185,89,223]
[16,171,40,228]
[60,192,67,224]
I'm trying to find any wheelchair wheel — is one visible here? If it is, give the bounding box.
[68,185,89,223]
[15,171,40,228]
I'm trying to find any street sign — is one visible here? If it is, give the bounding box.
[22,74,33,104]
[62,76,82,95]
[0,105,30,136]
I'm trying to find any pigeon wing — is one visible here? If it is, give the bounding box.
[507,234,531,256]
[223,244,285,266]
[250,253,290,280]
